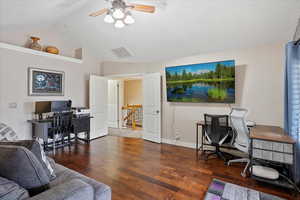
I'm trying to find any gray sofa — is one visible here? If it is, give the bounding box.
[0,123,111,200]
[28,158,112,200]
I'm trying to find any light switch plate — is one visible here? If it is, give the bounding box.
[8,102,17,109]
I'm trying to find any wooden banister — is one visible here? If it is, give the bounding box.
[122,104,143,130]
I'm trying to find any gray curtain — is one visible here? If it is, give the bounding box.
[284,41,300,183]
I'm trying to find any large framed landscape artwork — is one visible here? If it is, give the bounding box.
[28,68,64,96]
[165,60,235,103]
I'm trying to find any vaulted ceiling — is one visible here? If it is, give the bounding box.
[1,0,300,62]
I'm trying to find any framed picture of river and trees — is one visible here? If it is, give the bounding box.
[165,60,235,103]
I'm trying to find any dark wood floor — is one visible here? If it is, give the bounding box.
[51,136,298,200]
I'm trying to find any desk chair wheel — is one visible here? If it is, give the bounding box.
[204,154,208,161]
[241,172,247,178]
[200,150,208,161]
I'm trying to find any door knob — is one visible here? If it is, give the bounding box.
[156,110,160,114]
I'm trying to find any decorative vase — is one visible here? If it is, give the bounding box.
[45,46,59,55]
[29,36,42,51]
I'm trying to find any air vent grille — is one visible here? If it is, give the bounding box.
[112,47,132,58]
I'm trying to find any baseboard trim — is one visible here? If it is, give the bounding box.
[162,138,196,149]
[162,139,244,157]
[89,135,108,141]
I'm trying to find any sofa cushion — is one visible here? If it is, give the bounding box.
[0,176,29,200]
[0,140,56,180]
[29,179,94,200]
[0,123,18,141]
[51,163,111,200]
[0,145,50,196]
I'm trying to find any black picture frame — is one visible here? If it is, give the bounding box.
[28,68,65,96]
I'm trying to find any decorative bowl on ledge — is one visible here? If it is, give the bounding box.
[45,46,59,55]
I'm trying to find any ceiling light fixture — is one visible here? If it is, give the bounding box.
[115,20,125,28]
[104,12,114,23]
[124,12,135,24]
[112,8,125,19]
[89,0,155,29]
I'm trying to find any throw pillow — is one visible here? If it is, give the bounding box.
[0,123,18,141]
[37,141,56,180]
[0,145,50,196]
[0,176,29,200]
[0,140,56,180]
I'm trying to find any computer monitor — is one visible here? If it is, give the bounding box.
[35,101,51,114]
[51,100,72,112]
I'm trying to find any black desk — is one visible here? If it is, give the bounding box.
[72,117,91,143]
[28,116,92,149]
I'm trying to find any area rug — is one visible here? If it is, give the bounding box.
[204,179,286,200]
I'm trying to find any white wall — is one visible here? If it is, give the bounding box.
[0,48,100,139]
[101,43,285,144]
[124,79,143,105]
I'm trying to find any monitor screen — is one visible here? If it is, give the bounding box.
[35,101,51,114]
[51,100,72,112]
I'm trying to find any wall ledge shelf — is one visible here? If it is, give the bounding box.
[0,42,83,64]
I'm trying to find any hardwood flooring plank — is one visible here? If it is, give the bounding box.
[51,136,298,200]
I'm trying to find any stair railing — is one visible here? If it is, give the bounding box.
[122,104,143,129]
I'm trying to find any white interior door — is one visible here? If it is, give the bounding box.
[89,75,108,139]
[107,80,119,128]
[143,73,161,143]
[118,80,124,128]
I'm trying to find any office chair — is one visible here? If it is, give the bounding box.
[203,114,231,161]
[227,108,250,177]
[49,111,73,154]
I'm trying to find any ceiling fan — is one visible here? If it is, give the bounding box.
[89,0,156,28]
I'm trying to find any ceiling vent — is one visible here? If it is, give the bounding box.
[112,47,132,58]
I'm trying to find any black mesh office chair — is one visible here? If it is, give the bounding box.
[48,111,73,153]
[203,114,231,161]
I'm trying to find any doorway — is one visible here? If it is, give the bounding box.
[108,75,144,138]
[89,73,162,143]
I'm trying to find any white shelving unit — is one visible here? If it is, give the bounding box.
[0,42,83,64]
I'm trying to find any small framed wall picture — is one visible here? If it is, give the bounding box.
[28,68,65,96]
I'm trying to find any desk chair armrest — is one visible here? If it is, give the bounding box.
[229,129,237,145]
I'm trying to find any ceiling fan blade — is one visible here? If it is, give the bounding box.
[129,4,155,13]
[89,8,109,17]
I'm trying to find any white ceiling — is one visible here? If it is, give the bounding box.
[1,0,300,62]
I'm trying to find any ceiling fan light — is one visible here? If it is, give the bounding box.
[104,14,114,23]
[115,20,125,28]
[124,13,135,24]
[113,8,125,19]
